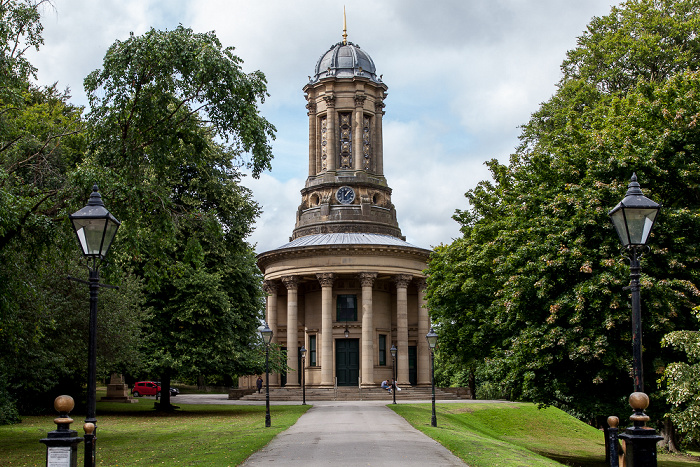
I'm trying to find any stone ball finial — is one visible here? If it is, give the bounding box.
[607,416,619,428]
[54,395,75,414]
[629,392,650,410]
[84,422,95,435]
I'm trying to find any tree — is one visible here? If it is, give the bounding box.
[426,0,700,429]
[661,306,700,447]
[83,25,276,409]
[0,0,147,422]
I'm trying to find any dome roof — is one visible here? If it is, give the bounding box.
[311,41,382,84]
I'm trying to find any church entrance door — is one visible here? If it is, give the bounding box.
[336,339,359,386]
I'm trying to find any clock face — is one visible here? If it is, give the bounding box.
[336,186,355,204]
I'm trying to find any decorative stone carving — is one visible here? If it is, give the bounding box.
[316,272,336,287]
[339,112,352,168]
[262,280,278,295]
[306,100,317,115]
[320,116,327,170]
[363,116,371,170]
[394,274,413,289]
[359,272,378,288]
[414,277,427,291]
[354,95,366,108]
[282,275,299,290]
[323,94,335,108]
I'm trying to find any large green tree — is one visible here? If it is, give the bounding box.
[0,0,149,422]
[83,25,276,409]
[426,0,700,438]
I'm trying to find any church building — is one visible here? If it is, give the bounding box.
[256,26,432,389]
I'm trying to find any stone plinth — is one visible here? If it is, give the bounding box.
[100,374,137,403]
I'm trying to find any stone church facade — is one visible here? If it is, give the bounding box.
[256,31,431,389]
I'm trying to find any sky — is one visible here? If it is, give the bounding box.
[29,0,624,253]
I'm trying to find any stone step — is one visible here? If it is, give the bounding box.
[235,386,466,402]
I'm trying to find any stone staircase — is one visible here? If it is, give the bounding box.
[235,386,465,402]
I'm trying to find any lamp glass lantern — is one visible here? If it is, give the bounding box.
[344,325,349,338]
[390,344,397,359]
[426,327,438,349]
[69,185,121,260]
[260,322,273,345]
[608,173,660,247]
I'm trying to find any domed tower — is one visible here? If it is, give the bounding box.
[294,29,402,239]
[255,23,431,392]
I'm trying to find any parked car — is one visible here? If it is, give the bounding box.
[131,381,160,397]
[156,382,179,397]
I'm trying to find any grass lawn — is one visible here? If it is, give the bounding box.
[0,399,310,466]
[390,402,700,467]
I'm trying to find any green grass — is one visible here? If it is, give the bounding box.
[0,400,309,466]
[390,402,700,467]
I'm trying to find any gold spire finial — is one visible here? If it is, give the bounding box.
[342,6,348,45]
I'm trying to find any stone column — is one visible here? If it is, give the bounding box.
[324,94,336,172]
[307,100,317,176]
[317,272,335,386]
[416,278,430,386]
[359,272,377,386]
[263,280,279,386]
[395,274,412,385]
[374,99,384,175]
[282,276,299,387]
[353,94,365,171]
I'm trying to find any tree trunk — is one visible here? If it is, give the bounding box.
[155,369,173,412]
[468,367,476,400]
[659,418,680,453]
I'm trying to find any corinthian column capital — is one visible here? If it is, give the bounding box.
[358,272,378,288]
[281,275,299,291]
[316,272,335,287]
[394,274,413,289]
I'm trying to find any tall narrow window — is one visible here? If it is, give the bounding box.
[336,294,357,321]
[309,335,317,367]
[379,334,386,366]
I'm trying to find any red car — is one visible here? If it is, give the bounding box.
[131,381,161,397]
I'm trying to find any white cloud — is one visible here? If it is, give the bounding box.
[25,0,624,254]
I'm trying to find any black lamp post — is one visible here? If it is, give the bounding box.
[259,322,273,427]
[426,327,438,427]
[608,173,662,466]
[300,346,307,405]
[390,344,397,405]
[69,185,120,467]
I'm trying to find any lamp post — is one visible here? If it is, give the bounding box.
[390,344,397,405]
[344,324,349,339]
[426,327,438,427]
[259,322,273,427]
[68,185,120,467]
[300,346,307,405]
[608,173,662,465]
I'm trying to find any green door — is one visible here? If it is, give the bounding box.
[336,339,359,386]
[409,346,417,386]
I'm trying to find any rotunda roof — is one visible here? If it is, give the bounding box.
[271,233,422,251]
[310,42,382,84]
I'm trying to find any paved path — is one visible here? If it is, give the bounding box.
[239,400,466,467]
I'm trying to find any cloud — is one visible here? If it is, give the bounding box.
[25,0,624,254]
